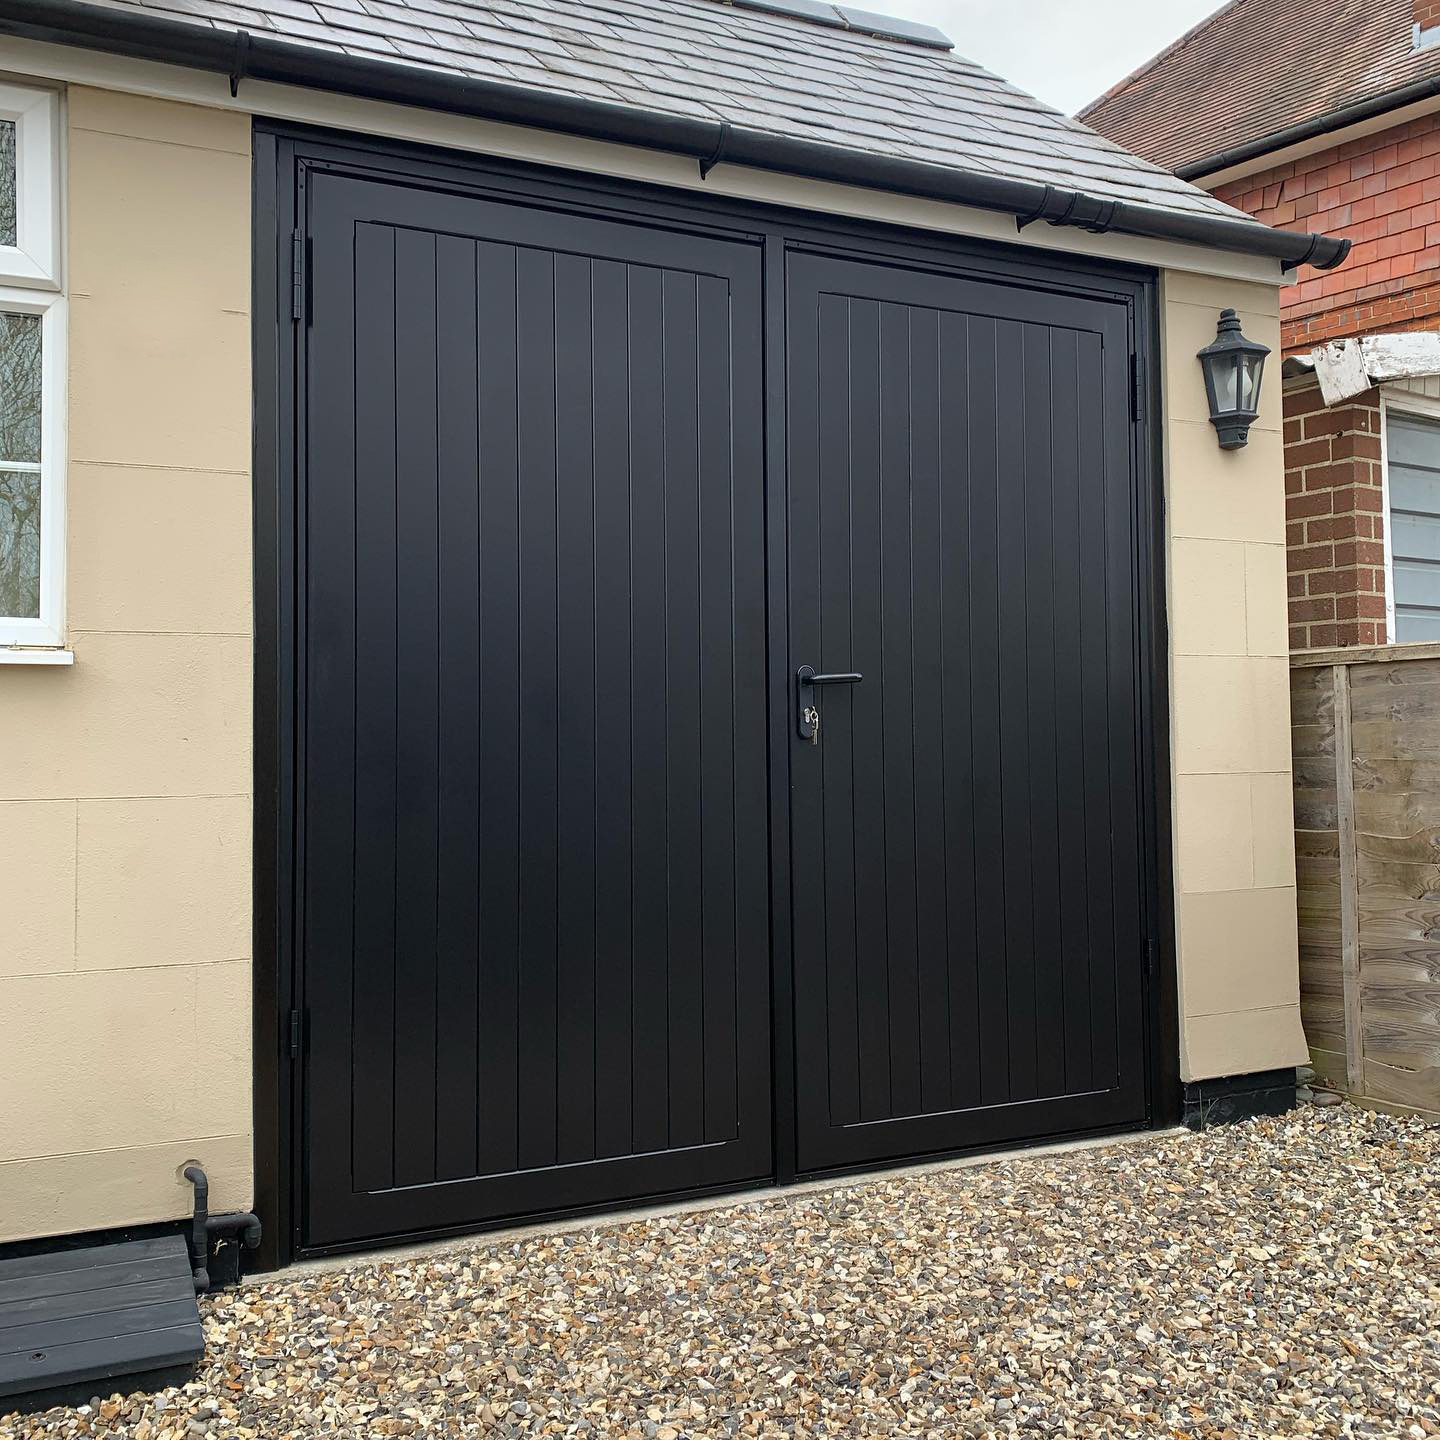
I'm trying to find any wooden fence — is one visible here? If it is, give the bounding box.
[1292,641,1440,1120]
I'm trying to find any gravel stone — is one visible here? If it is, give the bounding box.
[4,1105,1438,1439]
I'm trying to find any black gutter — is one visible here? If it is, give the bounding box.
[1177,71,1440,183]
[3,0,1350,270]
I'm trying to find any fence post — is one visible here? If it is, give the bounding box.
[1332,661,1363,1095]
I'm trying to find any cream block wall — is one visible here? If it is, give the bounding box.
[0,88,252,1242]
[1161,270,1309,1080]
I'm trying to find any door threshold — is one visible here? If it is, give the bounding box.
[282,1125,1179,1280]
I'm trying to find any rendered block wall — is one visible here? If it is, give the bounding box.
[1161,271,1309,1081]
[0,88,253,1242]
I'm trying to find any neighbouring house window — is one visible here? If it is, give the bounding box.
[0,82,63,650]
[1384,406,1440,643]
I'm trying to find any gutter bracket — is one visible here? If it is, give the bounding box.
[1015,187,1116,236]
[229,29,250,98]
[1294,232,1332,270]
[1014,184,1056,230]
[699,120,732,180]
[1291,231,1352,272]
[1080,198,1118,234]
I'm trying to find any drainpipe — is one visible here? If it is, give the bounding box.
[183,1165,263,1293]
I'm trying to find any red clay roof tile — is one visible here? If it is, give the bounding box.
[1079,0,1440,175]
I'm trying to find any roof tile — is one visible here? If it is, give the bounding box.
[93,0,1255,223]
[1080,0,1440,174]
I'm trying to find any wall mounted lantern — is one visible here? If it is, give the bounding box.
[1197,308,1270,450]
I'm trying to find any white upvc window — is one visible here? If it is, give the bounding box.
[1380,391,1440,645]
[0,81,64,654]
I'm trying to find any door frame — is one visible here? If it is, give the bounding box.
[252,121,1178,1270]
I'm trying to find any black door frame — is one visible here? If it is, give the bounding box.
[252,120,1178,1270]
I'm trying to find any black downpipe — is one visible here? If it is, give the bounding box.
[183,1165,262,1293]
[182,1164,208,1290]
[2,0,1350,270]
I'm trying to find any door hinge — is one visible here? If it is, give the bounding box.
[290,230,305,323]
[288,1008,303,1059]
[1145,937,1160,981]
[1129,353,1144,424]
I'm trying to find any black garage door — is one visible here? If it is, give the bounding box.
[785,254,1149,1173]
[291,160,1154,1251]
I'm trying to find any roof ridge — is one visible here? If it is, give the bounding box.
[1075,0,1248,118]
[1078,0,1423,171]
[711,0,953,50]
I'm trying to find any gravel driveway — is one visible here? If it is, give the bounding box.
[6,1104,1438,1439]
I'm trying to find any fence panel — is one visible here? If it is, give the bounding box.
[1292,642,1440,1118]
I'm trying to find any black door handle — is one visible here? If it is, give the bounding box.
[797,665,862,742]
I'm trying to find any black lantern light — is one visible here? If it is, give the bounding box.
[1196,308,1270,450]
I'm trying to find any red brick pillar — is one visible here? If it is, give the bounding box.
[1284,376,1387,650]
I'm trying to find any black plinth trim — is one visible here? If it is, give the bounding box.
[1182,1067,1297,1131]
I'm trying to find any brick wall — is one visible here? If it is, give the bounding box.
[1418,0,1440,29]
[1213,115,1440,352]
[1284,377,1387,649]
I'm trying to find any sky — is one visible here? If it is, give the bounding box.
[860,0,1223,116]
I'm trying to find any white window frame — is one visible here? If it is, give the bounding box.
[0,81,65,653]
[0,286,66,649]
[1378,387,1440,647]
[0,82,61,290]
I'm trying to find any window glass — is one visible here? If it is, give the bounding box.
[1386,410,1440,643]
[0,84,61,642]
[0,310,41,619]
[0,469,38,617]
[0,119,15,251]
[0,311,41,460]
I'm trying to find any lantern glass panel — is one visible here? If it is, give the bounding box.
[1213,354,1240,412]
[1239,352,1264,412]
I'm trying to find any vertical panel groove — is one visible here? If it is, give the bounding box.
[837,297,849,1127]
[591,259,600,1160]
[552,253,560,1168]
[934,308,952,1111]
[662,270,671,1153]
[432,245,442,1181]
[435,232,481,1182]
[390,232,401,1186]
[510,242,522,1174]
[695,276,706,1149]
[816,288,829,1128]
[726,279,739,1146]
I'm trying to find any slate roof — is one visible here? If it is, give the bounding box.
[85,0,1253,222]
[1079,0,1440,176]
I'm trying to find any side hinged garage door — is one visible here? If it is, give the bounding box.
[784,251,1151,1175]
[285,153,1157,1253]
[298,170,774,1249]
